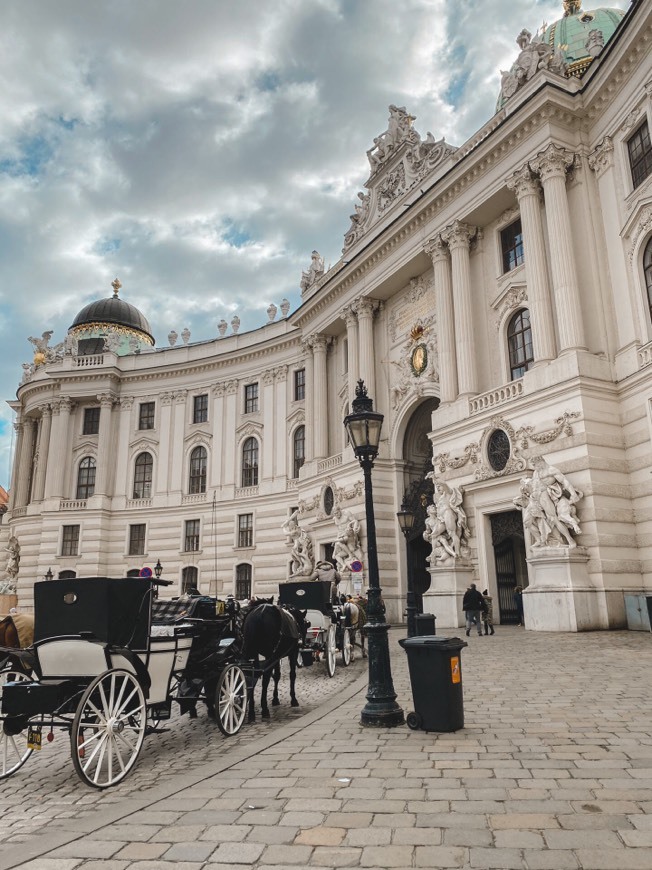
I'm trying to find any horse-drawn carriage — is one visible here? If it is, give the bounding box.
[0,576,250,788]
[278,580,354,677]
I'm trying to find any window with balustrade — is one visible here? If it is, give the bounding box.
[133,452,153,499]
[189,445,207,493]
[507,309,533,380]
[241,437,259,487]
[76,457,96,499]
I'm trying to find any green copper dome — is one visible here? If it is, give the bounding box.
[543,4,625,77]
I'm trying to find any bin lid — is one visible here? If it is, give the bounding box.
[399,636,467,652]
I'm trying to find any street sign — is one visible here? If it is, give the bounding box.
[350,560,363,573]
[139,566,153,578]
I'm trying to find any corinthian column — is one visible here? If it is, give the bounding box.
[354,297,379,400]
[32,404,52,501]
[507,167,557,363]
[7,420,23,511]
[530,144,586,353]
[311,334,329,460]
[425,235,457,402]
[343,305,360,407]
[301,339,314,463]
[14,417,36,507]
[442,221,477,396]
[94,393,115,496]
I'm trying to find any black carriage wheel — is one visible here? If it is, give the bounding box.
[340,628,352,667]
[215,665,248,737]
[406,711,422,731]
[326,625,337,678]
[71,669,147,789]
[0,669,35,779]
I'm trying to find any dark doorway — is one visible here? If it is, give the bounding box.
[401,464,435,610]
[323,542,335,566]
[490,511,528,624]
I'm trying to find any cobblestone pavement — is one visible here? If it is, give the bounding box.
[3,627,652,870]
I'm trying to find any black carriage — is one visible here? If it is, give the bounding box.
[278,580,352,677]
[0,576,249,788]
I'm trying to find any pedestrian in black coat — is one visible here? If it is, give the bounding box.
[462,583,485,637]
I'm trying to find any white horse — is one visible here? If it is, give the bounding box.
[342,600,367,660]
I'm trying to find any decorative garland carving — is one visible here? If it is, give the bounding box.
[432,443,480,474]
[513,410,579,449]
[298,478,363,519]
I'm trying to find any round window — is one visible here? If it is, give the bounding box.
[323,486,335,516]
[487,429,511,472]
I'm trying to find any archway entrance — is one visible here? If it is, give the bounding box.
[490,511,528,624]
[400,398,440,607]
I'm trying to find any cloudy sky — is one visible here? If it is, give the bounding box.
[0,0,629,489]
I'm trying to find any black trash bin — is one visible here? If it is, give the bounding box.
[414,613,436,636]
[398,635,467,732]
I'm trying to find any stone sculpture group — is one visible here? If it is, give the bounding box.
[514,456,582,549]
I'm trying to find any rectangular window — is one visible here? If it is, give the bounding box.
[236,563,252,600]
[83,407,100,435]
[628,120,652,190]
[138,402,155,430]
[185,519,201,552]
[129,524,146,556]
[294,368,305,402]
[238,513,253,548]
[501,218,524,273]
[244,383,258,414]
[193,394,208,424]
[61,525,80,557]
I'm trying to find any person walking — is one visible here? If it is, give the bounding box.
[514,585,524,626]
[462,583,485,637]
[481,589,495,635]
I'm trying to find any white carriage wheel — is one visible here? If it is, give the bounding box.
[326,624,337,678]
[215,664,248,736]
[341,627,352,667]
[0,669,35,779]
[71,669,146,789]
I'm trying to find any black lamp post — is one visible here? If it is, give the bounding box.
[344,380,404,728]
[45,567,53,581]
[154,559,163,580]
[397,502,418,638]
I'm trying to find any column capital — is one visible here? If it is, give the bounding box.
[424,235,449,262]
[311,334,330,352]
[38,403,52,419]
[174,389,188,403]
[342,304,358,329]
[119,396,135,410]
[262,370,275,386]
[97,392,116,409]
[211,382,226,397]
[352,296,380,318]
[530,144,575,183]
[225,379,238,395]
[274,365,288,382]
[58,396,74,414]
[441,220,476,251]
[588,136,614,179]
[507,166,541,199]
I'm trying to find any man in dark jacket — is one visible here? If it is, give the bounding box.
[462,583,485,637]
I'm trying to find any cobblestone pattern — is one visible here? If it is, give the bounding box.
[3,628,652,870]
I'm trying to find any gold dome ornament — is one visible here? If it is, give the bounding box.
[563,0,582,16]
[33,351,46,367]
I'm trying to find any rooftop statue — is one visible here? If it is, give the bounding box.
[366,104,416,172]
[499,27,568,103]
[300,250,325,293]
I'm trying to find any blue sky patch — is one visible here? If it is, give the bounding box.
[0,134,53,178]
[222,222,252,248]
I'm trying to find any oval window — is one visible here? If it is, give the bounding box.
[323,486,335,516]
[487,429,511,472]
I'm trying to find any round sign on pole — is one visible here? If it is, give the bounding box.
[139,566,153,578]
[350,560,363,573]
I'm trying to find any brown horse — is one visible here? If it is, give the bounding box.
[0,613,35,673]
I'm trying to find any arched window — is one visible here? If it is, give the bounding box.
[242,437,259,487]
[76,456,96,499]
[189,445,207,494]
[133,452,153,499]
[644,237,652,324]
[236,563,252,600]
[58,570,77,580]
[182,565,199,593]
[126,568,141,578]
[293,426,305,479]
[507,309,533,380]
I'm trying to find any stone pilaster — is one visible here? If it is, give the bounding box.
[210,384,225,488]
[114,397,134,498]
[274,367,288,478]
[441,221,477,396]
[353,297,379,401]
[14,417,36,507]
[94,393,115,496]
[311,334,330,460]
[507,167,557,363]
[530,144,586,353]
[425,235,457,402]
[343,305,360,408]
[45,397,73,499]
[301,339,314,463]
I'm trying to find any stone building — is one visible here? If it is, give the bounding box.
[5,1,652,631]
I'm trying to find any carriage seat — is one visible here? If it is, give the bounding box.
[151,595,217,625]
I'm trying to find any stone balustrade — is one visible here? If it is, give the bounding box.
[469,379,523,415]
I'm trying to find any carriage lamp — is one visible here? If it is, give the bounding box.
[397,502,418,639]
[344,380,404,728]
[45,567,54,581]
[154,559,163,580]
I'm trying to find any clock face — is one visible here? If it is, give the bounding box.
[411,344,427,376]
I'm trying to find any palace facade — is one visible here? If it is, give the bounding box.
[5,0,652,631]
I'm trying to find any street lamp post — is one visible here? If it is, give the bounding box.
[344,380,404,728]
[45,567,53,581]
[154,559,163,580]
[396,502,418,638]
